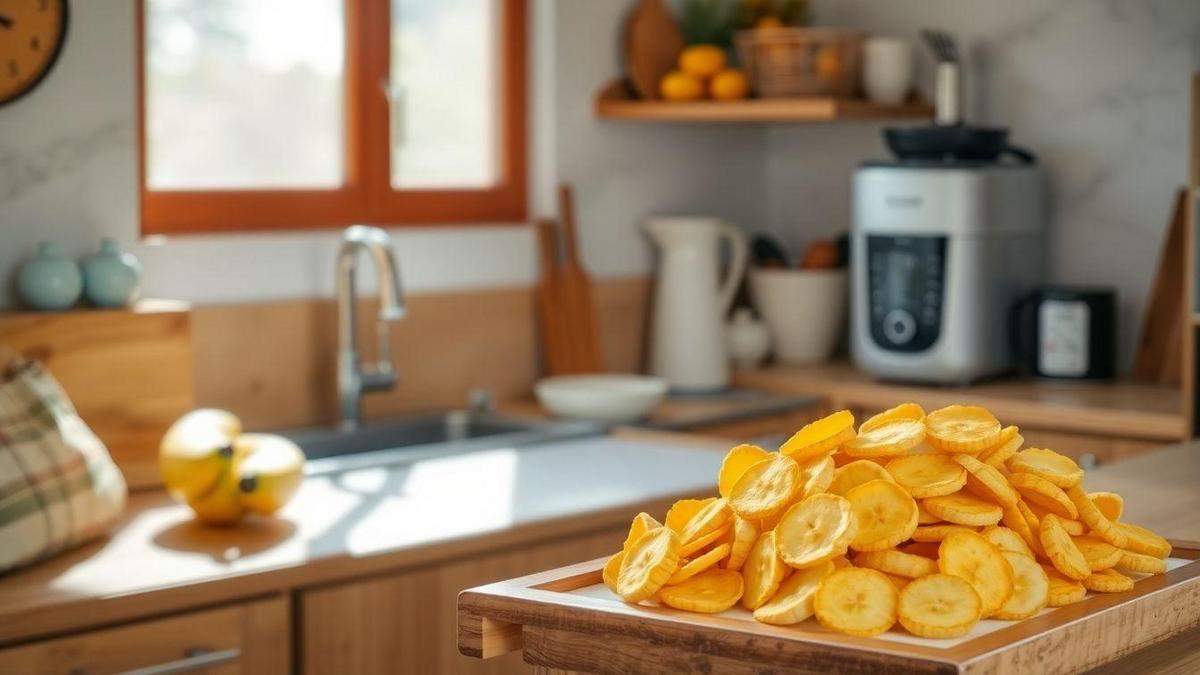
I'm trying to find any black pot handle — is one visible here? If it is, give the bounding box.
[1009,293,1040,374]
[1002,145,1037,164]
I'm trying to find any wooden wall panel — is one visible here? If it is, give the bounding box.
[0,301,195,489]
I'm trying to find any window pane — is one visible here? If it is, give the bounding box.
[390,0,498,190]
[145,0,345,189]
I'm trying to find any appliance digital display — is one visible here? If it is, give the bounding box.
[866,235,947,353]
[885,250,920,309]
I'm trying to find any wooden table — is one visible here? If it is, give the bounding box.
[460,442,1200,674]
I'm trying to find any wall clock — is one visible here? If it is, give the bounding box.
[0,0,68,106]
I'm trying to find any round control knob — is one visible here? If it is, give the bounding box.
[883,309,917,345]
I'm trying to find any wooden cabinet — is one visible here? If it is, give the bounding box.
[0,596,289,675]
[300,527,627,675]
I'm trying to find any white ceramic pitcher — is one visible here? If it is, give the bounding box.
[646,217,748,392]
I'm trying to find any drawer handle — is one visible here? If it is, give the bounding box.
[93,647,241,675]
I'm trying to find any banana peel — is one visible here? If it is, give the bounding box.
[161,409,305,525]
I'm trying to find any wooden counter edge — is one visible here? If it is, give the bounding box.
[0,496,702,648]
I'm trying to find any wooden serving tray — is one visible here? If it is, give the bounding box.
[459,542,1200,674]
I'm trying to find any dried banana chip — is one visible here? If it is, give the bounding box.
[1002,502,1044,558]
[1071,535,1121,571]
[1042,564,1087,607]
[955,453,1019,508]
[1039,514,1091,581]
[1111,521,1171,558]
[923,493,1003,527]
[798,454,836,499]
[668,543,731,585]
[725,516,759,571]
[846,479,919,552]
[1118,550,1167,575]
[718,444,771,499]
[729,454,801,520]
[1008,449,1083,488]
[911,524,979,543]
[860,402,925,433]
[899,541,942,559]
[1081,568,1134,593]
[829,459,895,497]
[883,572,912,591]
[622,512,664,551]
[679,497,732,545]
[602,551,624,592]
[992,551,1049,620]
[774,493,856,569]
[1008,472,1077,519]
[982,526,1035,559]
[924,405,1002,454]
[898,573,982,638]
[659,568,744,614]
[780,410,856,462]
[1088,491,1124,522]
[938,530,1014,617]
[981,427,1023,470]
[680,524,731,558]
[752,559,834,625]
[666,498,715,534]
[916,501,941,525]
[844,419,926,458]
[885,455,967,499]
[1066,485,1127,549]
[617,527,681,603]
[814,568,899,637]
[854,549,937,579]
[742,531,788,610]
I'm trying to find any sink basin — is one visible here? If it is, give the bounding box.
[283,411,602,475]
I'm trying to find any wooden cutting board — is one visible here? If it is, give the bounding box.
[624,0,684,100]
[460,544,1200,673]
[0,301,195,490]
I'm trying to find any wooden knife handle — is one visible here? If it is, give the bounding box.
[558,184,581,267]
[536,219,560,277]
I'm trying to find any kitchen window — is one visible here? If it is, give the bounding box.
[139,0,527,234]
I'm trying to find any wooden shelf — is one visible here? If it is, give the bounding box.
[594,79,934,124]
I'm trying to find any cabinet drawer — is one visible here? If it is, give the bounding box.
[0,596,289,675]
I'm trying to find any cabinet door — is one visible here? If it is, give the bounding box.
[301,528,626,675]
[0,596,289,675]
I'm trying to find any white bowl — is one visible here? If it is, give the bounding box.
[535,375,668,423]
[750,267,847,363]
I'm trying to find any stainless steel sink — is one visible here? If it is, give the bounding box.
[284,411,602,475]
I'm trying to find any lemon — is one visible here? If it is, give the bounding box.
[679,45,727,79]
[659,71,704,102]
[710,69,751,101]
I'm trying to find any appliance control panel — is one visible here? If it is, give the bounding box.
[867,235,946,352]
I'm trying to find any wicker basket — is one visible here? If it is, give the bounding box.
[735,28,863,98]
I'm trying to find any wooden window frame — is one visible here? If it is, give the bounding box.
[138,0,528,235]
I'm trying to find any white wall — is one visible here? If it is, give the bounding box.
[0,0,767,306]
[767,0,1200,367]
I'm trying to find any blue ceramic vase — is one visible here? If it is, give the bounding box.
[81,238,141,308]
[17,242,83,311]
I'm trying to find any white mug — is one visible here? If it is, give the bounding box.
[862,37,914,105]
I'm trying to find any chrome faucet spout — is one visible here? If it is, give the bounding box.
[336,225,406,430]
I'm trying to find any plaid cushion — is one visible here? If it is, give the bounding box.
[0,360,127,573]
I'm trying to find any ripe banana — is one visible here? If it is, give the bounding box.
[186,461,246,525]
[159,409,242,501]
[236,434,305,516]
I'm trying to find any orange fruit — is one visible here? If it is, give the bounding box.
[659,71,704,102]
[755,15,784,29]
[710,69,751,101]
[679,44,727,79]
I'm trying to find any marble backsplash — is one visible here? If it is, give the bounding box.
[767,0,1200,368]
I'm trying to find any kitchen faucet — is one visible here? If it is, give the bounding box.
[336,225,406,430]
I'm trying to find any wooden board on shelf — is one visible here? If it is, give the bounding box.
[595,79,934,123]
[460,545,1200,674]
[0,301,195,490]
